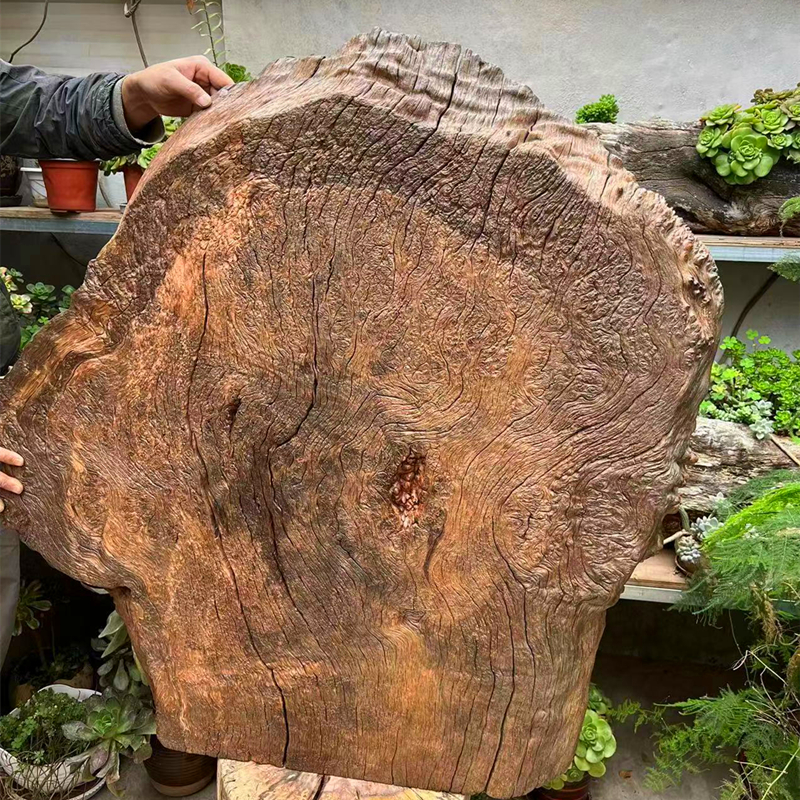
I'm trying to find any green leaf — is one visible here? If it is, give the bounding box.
[588,761,607,778]
[99,611,126,639]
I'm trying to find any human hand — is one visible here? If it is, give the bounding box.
[121,56,234,132]
[0,446,23,512]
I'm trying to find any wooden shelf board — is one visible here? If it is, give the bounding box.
[1,208,798,262]
[621,550,686,604]
[0,206,122,234]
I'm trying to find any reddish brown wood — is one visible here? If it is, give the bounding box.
[0,31,722,797]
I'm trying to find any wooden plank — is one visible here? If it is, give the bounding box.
[699,235,800,249]
[627,551,685,591]
[217,761,466,800]
[0,206,122,235]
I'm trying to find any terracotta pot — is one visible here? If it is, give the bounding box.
[144,736,216,797]
[38,160,98,212]
[532,777,591,800]
[122,164,144,201]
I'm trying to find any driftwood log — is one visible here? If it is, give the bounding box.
[682,418,800,513]
[587,119,800,236]
[218,760,466,800]
[0,31,721,796]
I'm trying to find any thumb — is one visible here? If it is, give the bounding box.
[169,70,212,109]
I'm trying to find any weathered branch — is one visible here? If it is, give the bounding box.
[587,119,800,236]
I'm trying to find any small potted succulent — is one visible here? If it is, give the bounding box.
[63,690,155,796]
[534,686,618,800]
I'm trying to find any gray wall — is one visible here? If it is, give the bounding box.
[225,0,800,122]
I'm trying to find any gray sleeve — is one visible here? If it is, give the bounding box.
[0,60,164,161]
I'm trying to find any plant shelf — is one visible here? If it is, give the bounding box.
[1,207,798,263]
[622,550,686,604]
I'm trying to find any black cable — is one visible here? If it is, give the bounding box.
[730,273,779,340]
[9,0,50,63]
[124,0,149,68]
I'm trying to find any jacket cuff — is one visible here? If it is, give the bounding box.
[111,78,165,147]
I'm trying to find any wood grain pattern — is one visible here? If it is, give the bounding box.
[585,119,800,236]
[0,30,722,797]
[217,760,465,800]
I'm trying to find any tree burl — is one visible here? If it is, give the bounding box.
[0,30,722,797]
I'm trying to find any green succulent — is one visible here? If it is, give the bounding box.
[753,107,789,134]
[713,128,780,185]
[696,125,726,157]
[14,580,52,637]
[781,99,800,124]
[700,103,739,127]
[543,708,617,790]
[768,131,794,150]
[63,691,155,796]
[786,146,800,165]
[92,610,149,698]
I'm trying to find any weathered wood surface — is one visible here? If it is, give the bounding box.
[217,760,465,800]
[0,30,722,796]
[681,417,800,513]
[587,119,800,236]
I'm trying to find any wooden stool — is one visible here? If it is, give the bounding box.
[217,760,467,800]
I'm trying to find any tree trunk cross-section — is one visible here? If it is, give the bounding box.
[0,31,722,797]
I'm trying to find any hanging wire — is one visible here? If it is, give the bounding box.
[8,0,50,63]
[124,0,149,68]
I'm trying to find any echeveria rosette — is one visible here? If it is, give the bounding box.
[767,131,794,150]
[752,106,790,135]
[713,128,781,185]
[542,709,617,790]
[700,103,739,127]
[696,125,725,158]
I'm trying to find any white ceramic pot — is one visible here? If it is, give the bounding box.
[0,684,106,798]
[98,172,126,209]
[20,166,48,207]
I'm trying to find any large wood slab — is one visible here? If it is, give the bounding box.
[0,30,721,797]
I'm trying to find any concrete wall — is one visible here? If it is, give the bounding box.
[0,0,206,75]
[224,0,800,122]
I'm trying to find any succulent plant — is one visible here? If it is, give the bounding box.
[752,107,790,134]
[713,128,781,185]
[700,103,739,127]
[543,708,617,790]
[696,88,800,185]
[92,610,150,698]
[63,691,155,796]
[767,131,794,150]
[675,534,703,568]
[696,126,725,157]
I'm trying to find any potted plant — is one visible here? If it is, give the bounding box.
[38,160,99,213]
[100,116,183,206]
[0,685,105,798]
[62,690,155,796]
[534,686,618,799]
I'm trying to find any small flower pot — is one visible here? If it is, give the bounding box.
[532,777,591,800]
[39,160,99,212]
[122,164,144,202]
[143,736,216,797]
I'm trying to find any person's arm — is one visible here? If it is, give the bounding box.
[0,60,161,160]
[0,56,233,161]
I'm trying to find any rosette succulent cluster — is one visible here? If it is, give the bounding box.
[697,86,800,184]
[543,707,617,790]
